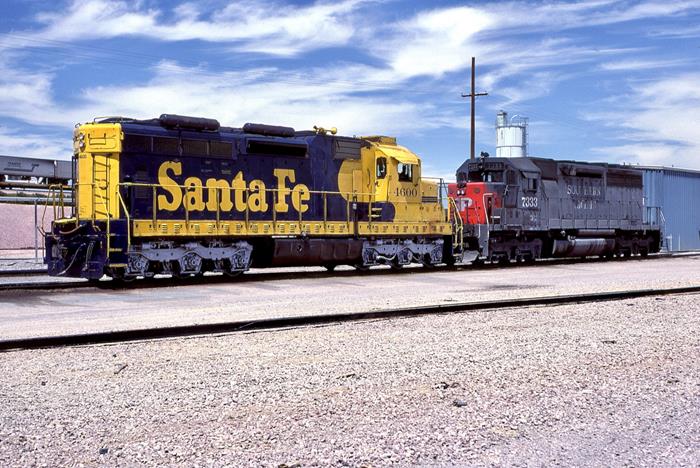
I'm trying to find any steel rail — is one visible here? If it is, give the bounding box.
[0,252,697,293]
[1,285,699,352]
[0,268,48,277]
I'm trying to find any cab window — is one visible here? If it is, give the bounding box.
[526,177,538,191]
[376,157,387,179]
[483,171,504,183]
[398,163,413,182]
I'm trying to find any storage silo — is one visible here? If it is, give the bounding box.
[496,110,528,158]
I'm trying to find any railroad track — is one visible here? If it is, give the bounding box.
[1,285,698,352]
[0,252,697,293]
[0,268,48,277]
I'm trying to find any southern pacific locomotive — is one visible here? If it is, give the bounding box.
[448,156,661,262]
[45,115,457,280]
[45,114,661,280]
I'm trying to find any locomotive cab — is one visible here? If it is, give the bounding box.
[455,158,507,226]
[454,157,543,230]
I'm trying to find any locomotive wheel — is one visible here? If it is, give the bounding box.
[225,257,251,278]
[353,263,370,272]
[389,258,403,270]
[108,267,135,283]
[324,264,337,272]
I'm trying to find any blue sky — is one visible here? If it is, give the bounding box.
[0,0,699,178]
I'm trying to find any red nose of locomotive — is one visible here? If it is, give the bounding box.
[448,182,502,225]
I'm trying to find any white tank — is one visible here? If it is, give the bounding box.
[496,111,528,158]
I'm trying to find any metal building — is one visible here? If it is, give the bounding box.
[495,110,528,158]
[641,166,700,251]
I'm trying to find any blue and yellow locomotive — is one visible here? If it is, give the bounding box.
[45,115,460,279]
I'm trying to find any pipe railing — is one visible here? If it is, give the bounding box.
[114,182,451,230]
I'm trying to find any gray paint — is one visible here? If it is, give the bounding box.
[642,167,700,251]
[482,157,652,233]
[0,154,72,180]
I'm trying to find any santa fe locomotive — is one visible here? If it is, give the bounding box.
[448,155,662,262]
[44,115,458,280]
[44,114,661,280]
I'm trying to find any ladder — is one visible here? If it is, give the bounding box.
[449,197,464,253]
[92,154,111,219]
[91,154,113,254]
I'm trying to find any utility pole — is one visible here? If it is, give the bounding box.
[461,57,488,160]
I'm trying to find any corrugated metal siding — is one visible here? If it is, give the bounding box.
[643,168,700,251]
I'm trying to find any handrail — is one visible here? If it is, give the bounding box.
[116,190,131,250]
[448,197,464,250]
[103,181,451,237]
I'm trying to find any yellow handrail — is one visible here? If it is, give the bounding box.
[116,190,131,250]
[449,197,464,250]
[114,181,450,235]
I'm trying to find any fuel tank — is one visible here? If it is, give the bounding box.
[551,238,615,257]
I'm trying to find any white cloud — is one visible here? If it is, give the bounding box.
[0,57,60,127]
[72,62,458,135]
[588,73,700,168]
[375,6,495,79]
[26,0,373,57]
[489,0,699,31]
[598,58,689,71]
[0,58,460,136]
[2,0,700,173]
[0,126,70,160]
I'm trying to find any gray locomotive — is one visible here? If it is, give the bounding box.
[449,156,662,262]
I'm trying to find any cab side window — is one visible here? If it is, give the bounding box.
[398,163,413,182]
[376,157,387,179]
[526,177,538,191]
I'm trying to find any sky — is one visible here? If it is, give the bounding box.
[0,0,699,179]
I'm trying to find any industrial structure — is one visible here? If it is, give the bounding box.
[0,154,72,189]
[495,111,528,158]
[641,166,700,251]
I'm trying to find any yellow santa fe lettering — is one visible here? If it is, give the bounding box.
[232,171,247,212]
[291,183,310,213]
[157,161,182,211]
[205,178,233,212]
[273,168,295,213]
[184,177,205,212]
[247,179,268,212]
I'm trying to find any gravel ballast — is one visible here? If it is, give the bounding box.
[1,294,699,466]
[2,255,699,340]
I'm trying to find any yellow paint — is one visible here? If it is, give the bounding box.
[206,178,233,211]
[74,122,123,221]
[132,219,451,237]
[157,161,182,211]
[336,135,445,224]
[247,180,268,212]
[231,172,246,211]
[273,168,295,213]
[291,183,310,213]
[154,161,310,215]
[375,144,420,165]
[184,177,206,211]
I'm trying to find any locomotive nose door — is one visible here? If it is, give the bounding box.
[484,194,494,224]
[374,156,389,202]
